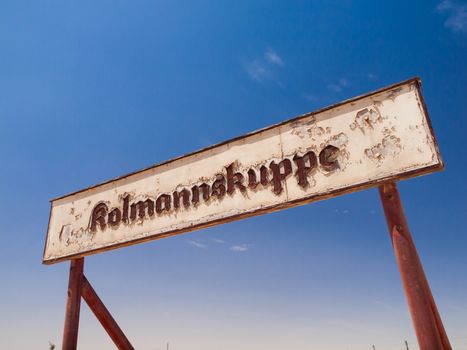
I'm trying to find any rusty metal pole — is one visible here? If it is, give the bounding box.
[62,258,84,350]
[81,276,135,350]
[379,182,451,350]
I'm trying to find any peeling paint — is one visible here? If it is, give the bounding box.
[328,132,348,148]
[365,135,402,162]
[291,115,326,140]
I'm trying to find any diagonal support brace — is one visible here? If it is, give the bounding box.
[81,276,135,350]
[61,258,135,350]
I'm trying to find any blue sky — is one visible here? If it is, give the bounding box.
[0,1,466,349]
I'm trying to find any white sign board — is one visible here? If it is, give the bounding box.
[43,78,443,264]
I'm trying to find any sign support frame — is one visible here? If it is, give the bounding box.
[50,78,451,349]
[61,258,134,350]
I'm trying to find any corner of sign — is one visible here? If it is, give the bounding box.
[437,157,446,172]
[410,76,422,88]
[42,256,59,265]
[41,255,51,265]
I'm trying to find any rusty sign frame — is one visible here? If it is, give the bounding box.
[47,77,452,350]
[43,77,443,265]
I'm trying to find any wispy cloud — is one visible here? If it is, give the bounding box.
[303,74,375,106]
[244,60,272,81]
[437,0,467,33]
[244,48,284,82]
[302,93,319,102]
[265,49,284,66]
[212,238,225,244]
[187,240,207,249]
[327,78,349,92]
[229,243,253,252]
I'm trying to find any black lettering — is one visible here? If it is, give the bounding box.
[293,151,317,187]
[173,189,190,209]
[211,175,226,199]
[108,208,122,227]
[122,194,130,223]
[191,186,199,204]
[200,183,210,201]
[156,194,171,213]
[260,165,269,186]
[130,199,155,220]
[269,159,292,194]
[226,163,246,194]
[191,183,210,205]
[319,145,340,172]
[248,169,258,189]
[90,203,108,231]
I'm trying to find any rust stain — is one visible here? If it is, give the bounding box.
[387,87,402,101]
[350,107,383,132]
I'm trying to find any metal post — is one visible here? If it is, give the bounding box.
[379,182,451,350]
[81,276,135,350]
[62,258,84,350]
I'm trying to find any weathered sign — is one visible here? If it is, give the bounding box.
[43,78,442,264]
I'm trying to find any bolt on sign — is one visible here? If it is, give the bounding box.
[43,78,442,264]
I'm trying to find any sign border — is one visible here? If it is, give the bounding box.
[43,77,443,264]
